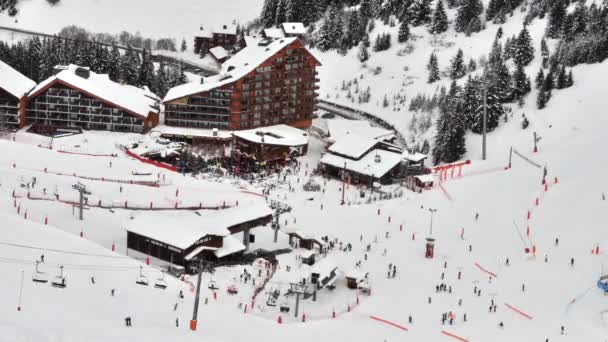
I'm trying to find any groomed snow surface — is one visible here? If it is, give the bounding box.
[1,59,608,342]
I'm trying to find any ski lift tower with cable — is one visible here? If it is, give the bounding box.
[290,282,308,318]
[72,182,91,221]
[270,199,292,243]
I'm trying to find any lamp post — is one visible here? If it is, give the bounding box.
[428,208,437,236]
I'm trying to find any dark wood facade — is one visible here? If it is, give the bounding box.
[233,135,307,163]
[25,81,159,133]
[165,39,320,131]
[126,213,272,270]
[0,87,21,130]
[194,28,238,55]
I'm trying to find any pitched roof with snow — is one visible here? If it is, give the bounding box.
[282,22,306,35]
[232,124,308,147]
[328,135,380,159]
[326,119,395,142]
[195,24,237,38]
[29,65,159,119]
[263,28,285,38]
[0,59,36,99]
[403,151,427,163]
[124,203,272,250]
[210,46,229,60]
[164,37,307,103]
[320,148,402,178]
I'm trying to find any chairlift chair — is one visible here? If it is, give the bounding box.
[279,299,290,313]
[32,260,48,283]
[227,284,238,295]
[208,278,219,290]
[136,266,149,286]
[51,265,67,288]
[154,271,168,289]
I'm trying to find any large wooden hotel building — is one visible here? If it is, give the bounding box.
[163,36,321,131]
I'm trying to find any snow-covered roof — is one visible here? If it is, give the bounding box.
[232,124,308,147]
[215,235,245,258]
[210,46,229,60]
[345,269,364,279]
[320,149,403,178]
[311,257,338,278]
[195,24,237,38]
[124,203,272,249]
[282,22,306,35]
[151,125,233,140]
[263,28,285,38]
[403,151,427,163]
[328,135,379,159]
[30,65,159,118]
[0,59,36,99]
[285,229,326,245]
[164,37,298,103]
[326,119,395,142]
[415,174,435,183]
[298,249,316,258]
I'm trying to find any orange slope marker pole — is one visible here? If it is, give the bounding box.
[441,330,470,342]
[504,303,533,320]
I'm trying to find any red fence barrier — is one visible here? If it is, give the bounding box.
[441,330,469,342]
[369,316,408,331]
[504,303,533,319]
[475,262,497,278]
[58,150,117,158]
[125,149,177,172]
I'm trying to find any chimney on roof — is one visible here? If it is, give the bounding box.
[213,128,218,137]
[223,25,227,29]
[75,67,90,79]
[200,77,205,84]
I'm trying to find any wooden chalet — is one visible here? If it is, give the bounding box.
[320,136,403,185]
[232,124,309,164]
[0,60,36,131]
[124,204,272,271]
[25,65,159,133]
[194,24,239,56]
[163,36,321,131]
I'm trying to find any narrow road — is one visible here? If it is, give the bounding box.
[317,99,408,149]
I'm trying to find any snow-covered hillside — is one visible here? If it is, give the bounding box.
[1,0,608,341]
[0,0,264,40]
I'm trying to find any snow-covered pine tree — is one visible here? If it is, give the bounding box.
[555,65,567,89]
[535,68,544,89]
[25,37,42,82]
[285,0,300,23]
[468,58,477,72]
[409,0,433,27]
[398,19,410,43]
[180,39,187,52]
[430,0,448,34]
[566,70,574,87]
[511,63,531,101]
[0,0,18,16]
[427,53,440,83]
[107,46,121,81]
[275,0,287,25]
[513,26,534,67]
[485,38,511,102]
[260,0,278,27]
[546,0,566,38]
[138,48,154,88]
[540,38,549,68]
[317,4,344,51]
[433,82,467,164]
[121,46,139,85]
[455,0,484,34]
[449,49,467,80]
[357,41,370,62]
[537,87,547,109]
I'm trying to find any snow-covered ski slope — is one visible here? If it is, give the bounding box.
[1,0,608,341]
[0,60,606,341]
